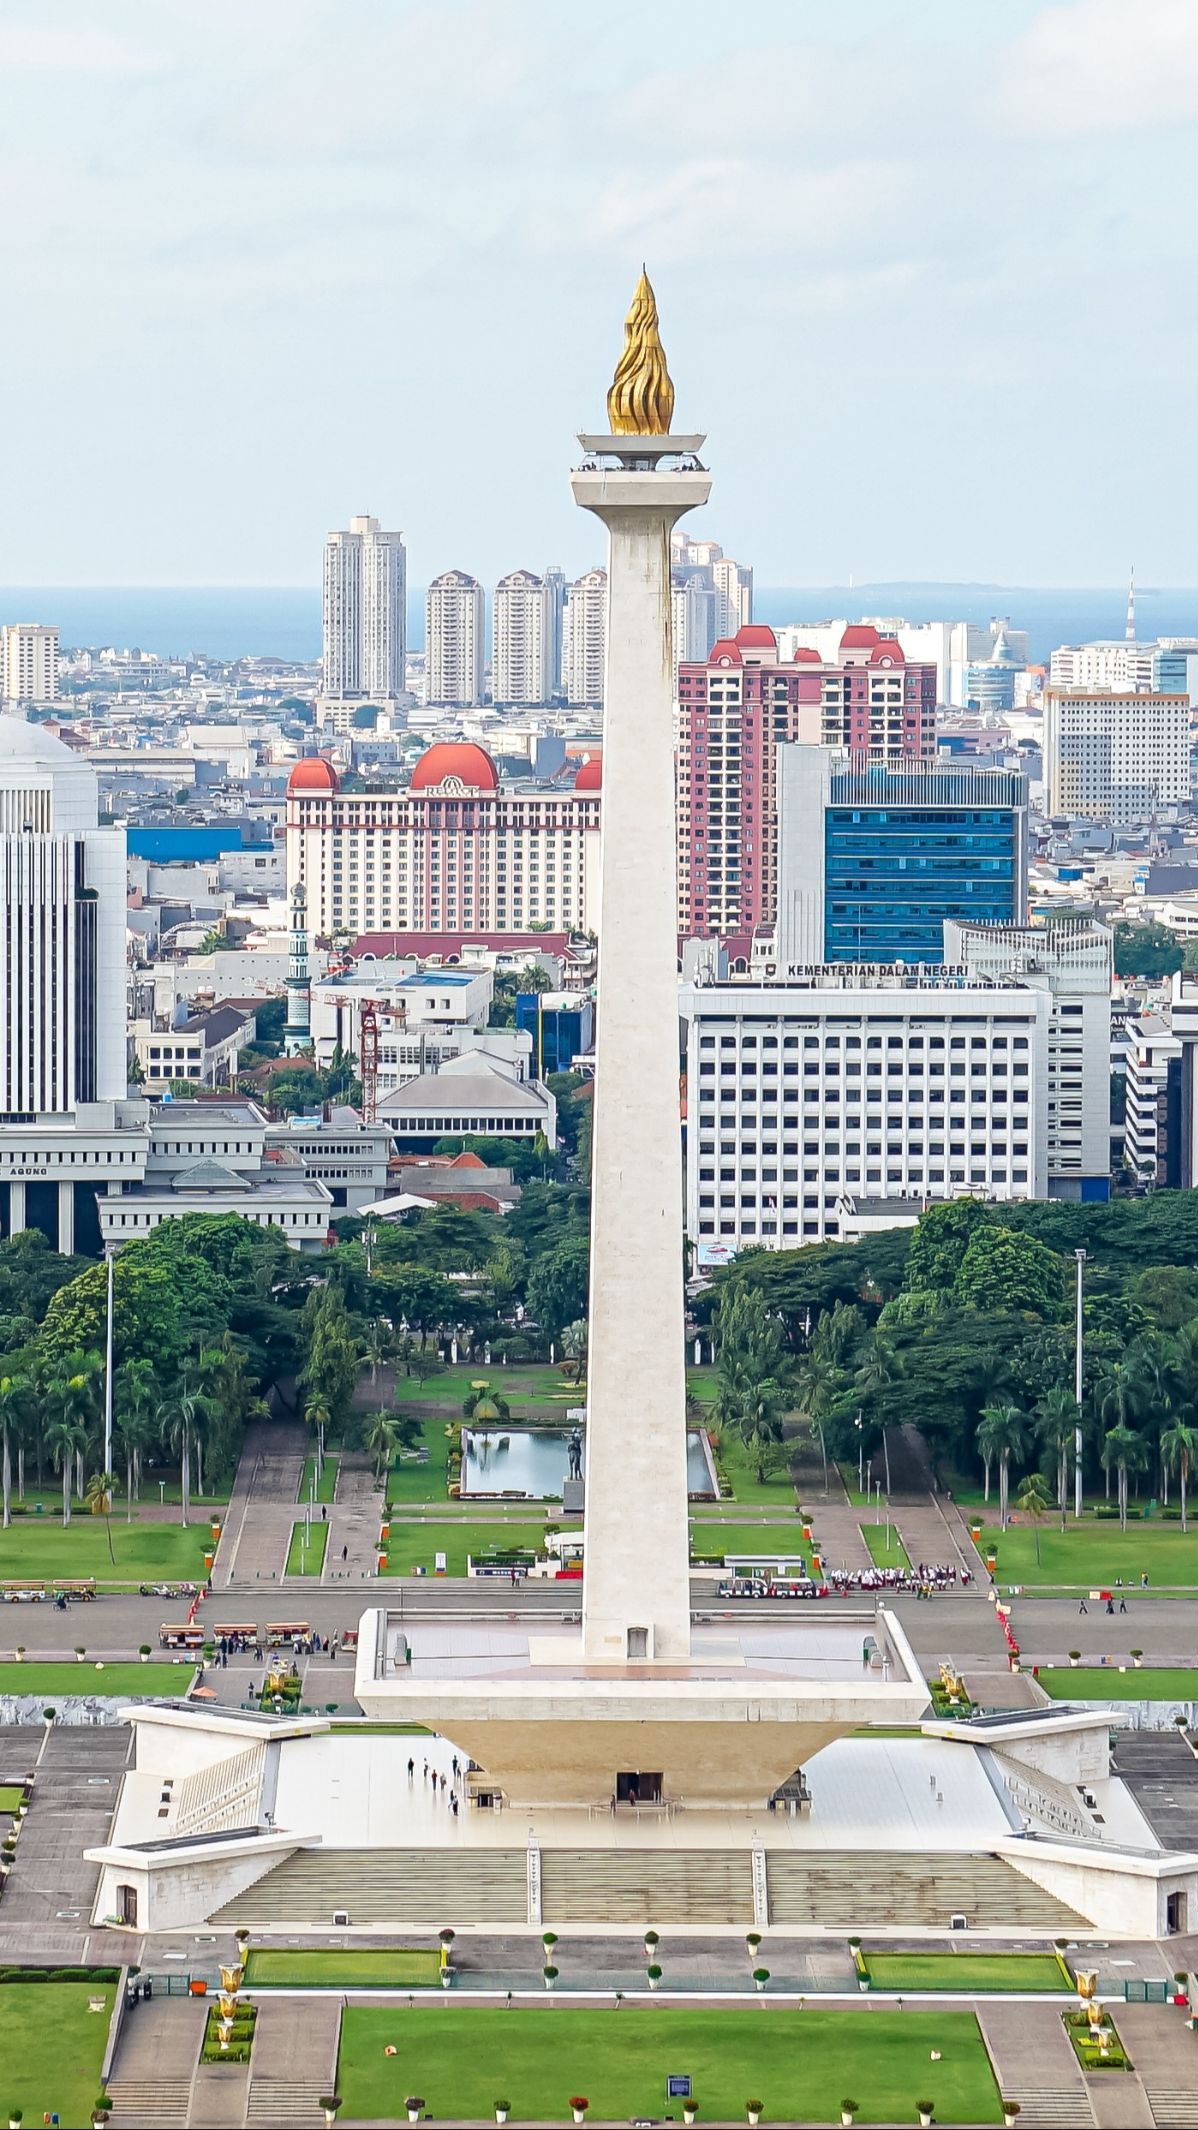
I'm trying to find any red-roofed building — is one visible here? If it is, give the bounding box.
[676,622,936,937]
[287,740,601,938]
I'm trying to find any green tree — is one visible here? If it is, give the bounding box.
[526,1235,591,1338]
[1016,1470,1051,1566]
[976,1403,1029,1529]
[363,1409,398,1482]
[1101,1423,1149,1531]
[559,1320,588,1384]
[954,1226,1064,1318]
[904,1198,992,1295]
[1112,921,1185,981]
[84,1470,117,1567]
[0,1369,31,1529]
[1036,1385,1081,1530]
[46,1413,87,1527]
[1161,1418,1198,1533]
[463,1380,512,1423]
[714,1286,793,1483]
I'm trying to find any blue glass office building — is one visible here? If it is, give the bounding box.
[822,762,1028,965]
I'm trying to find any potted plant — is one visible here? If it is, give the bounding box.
[404,2102,424,2126]
[569,2101,589,2126]
[74,1646,86,1663]
[1002,2106,1021,2129]
[841,2106,859,2128]
[319,2101,343,2130]
[139,1645,151,1663]
[1131,1650,1143,1668]
[440,1965,453,1990]
[746,1930,763,1959]
[1069,1650,1081,1667]
[1172,1970,1189,2005]
[644,1928,659,1959]
[9,2109,23,2128]
[746,2103,764,2127]
[494,2106,511,2126]
[235,1928,251,1949]
[92,2101,113,2128]
[753,1968,770,1992]
[917,2106,935,2129]
[646,1963,662,1990]
[543,1964,558,1991]
[683,2103,698,2126]
[439,1928,456,1949]
[542,1931,558,1956]
[42,1709,56,1726]
[14,1649,24,1665]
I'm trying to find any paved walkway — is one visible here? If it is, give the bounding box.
[108,1993,205,2127]
[218,1423,307,1586]
[246,1993,340,2125]
[327,1448,384,1581]
[1116,2001,1198,2127]
[976,1999,1095,2126]
[0,1723,129,1953]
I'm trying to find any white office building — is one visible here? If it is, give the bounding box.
[774,618,1023,711]
[562,568,607,706]
[322,515,406,699]
[1048,641,1157,694]
[492,570,550,705]
[671,575,716,669]
[1,623,59,703]
[681,965,1051,1252]
[426,570,484,707]
[1043,689,1190,825]
[943,921,1112,1202]
[309,964,530,1098]
[713,556,753,639]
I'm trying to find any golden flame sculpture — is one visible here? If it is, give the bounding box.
[607,268,674,436]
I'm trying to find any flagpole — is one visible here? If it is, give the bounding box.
[103,1251,114,1481]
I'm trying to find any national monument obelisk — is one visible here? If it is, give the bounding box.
[571,274,710,1665]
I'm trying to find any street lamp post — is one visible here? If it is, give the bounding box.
[1074,1248,1087,1519]
[856,1409,864,1495]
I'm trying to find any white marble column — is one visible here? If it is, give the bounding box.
[57,1181,75,1255]
[571,447,709,1664]
[7,1181,26,1238]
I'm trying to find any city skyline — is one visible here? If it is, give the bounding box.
[2,0,1197,588]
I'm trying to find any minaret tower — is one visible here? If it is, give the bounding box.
[284,880,312,1055]
[571,272,710,1664]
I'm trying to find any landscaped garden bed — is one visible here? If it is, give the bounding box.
[1063,2009,1132,2070]
[853,1948,1070,1993]
[246,1946,442,1989]
[201,1999,257,2064]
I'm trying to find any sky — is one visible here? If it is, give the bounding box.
[1,0,1196,590]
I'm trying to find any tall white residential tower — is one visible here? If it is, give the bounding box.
[562,567,607,706]
[426,570,484,706]
[1,623,59,703]
[322,515,406,699]
[492,569,550,704]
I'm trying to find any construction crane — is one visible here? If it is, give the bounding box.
[358,1000,380,1124]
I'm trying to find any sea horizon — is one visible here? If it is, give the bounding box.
[2,581,1196,669]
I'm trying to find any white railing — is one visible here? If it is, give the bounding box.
[172,1744,266,1838]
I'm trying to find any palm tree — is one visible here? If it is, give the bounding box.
[47,1415,87,1528]
[85,1470,117,1567]
[158,1372,215,1528]
[363,1410,398,1483]
[114,1358,158,1515]
[304,1396,332,1472]
[977,1404,1029,1530]
[736,1376,788,1485]
[361,1319,393,1390]
[462,1380,512,1423]
[1037,1386,1081,1531]
[560,1321,588,1386]
[1016,1470,1052,1567]
[1095,1363,1145,1499]
[1101,1424,1149,1532]
[1161,1418,1198,1534]
[0,1371,31,1530]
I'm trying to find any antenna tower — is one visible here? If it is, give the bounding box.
[1125,563,1136,643]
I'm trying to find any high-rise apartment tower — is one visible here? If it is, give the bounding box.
[426,570,485,707]
[322,515,406,699]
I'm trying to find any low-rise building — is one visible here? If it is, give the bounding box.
[262,1105,393,1214]
[97,1098,332,1251]
[378,1055,556,1150]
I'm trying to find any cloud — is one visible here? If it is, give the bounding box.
[575,157,908,263]
[998,0,1198,133]
[0,24,154,73]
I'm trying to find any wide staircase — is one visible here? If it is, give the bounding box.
[107,1995,205,2128]
[246,1997,340,2128]
[766,1850,1086,1930]
[541,1848,753,1925]
[211,1846,528,1926]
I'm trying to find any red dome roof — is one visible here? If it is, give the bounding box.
[287,755,339,794]
[410,741,499,793]
[574,754,602,791]
[792,646,823,663]
[735,624,779,652]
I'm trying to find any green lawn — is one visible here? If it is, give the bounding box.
[690,1522,816,1566]
[381,1522,550,1577]
[837,1462,887,1509]
[972,1517,1198,1588]
[388,1419,452,1505]
[1039,1666,1198,1701]
[338,2007,1002,2125]
[861,1523,912,1572]
[299,1455,339,1505]
[0,1980,113,2125]
[0,1518,216,1583]
[285,1519,329,1577]
[247,1946,441,1988]
[0,1786,25,1813]
[863,1952,1067,1993]
[0,1661,194,1696]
